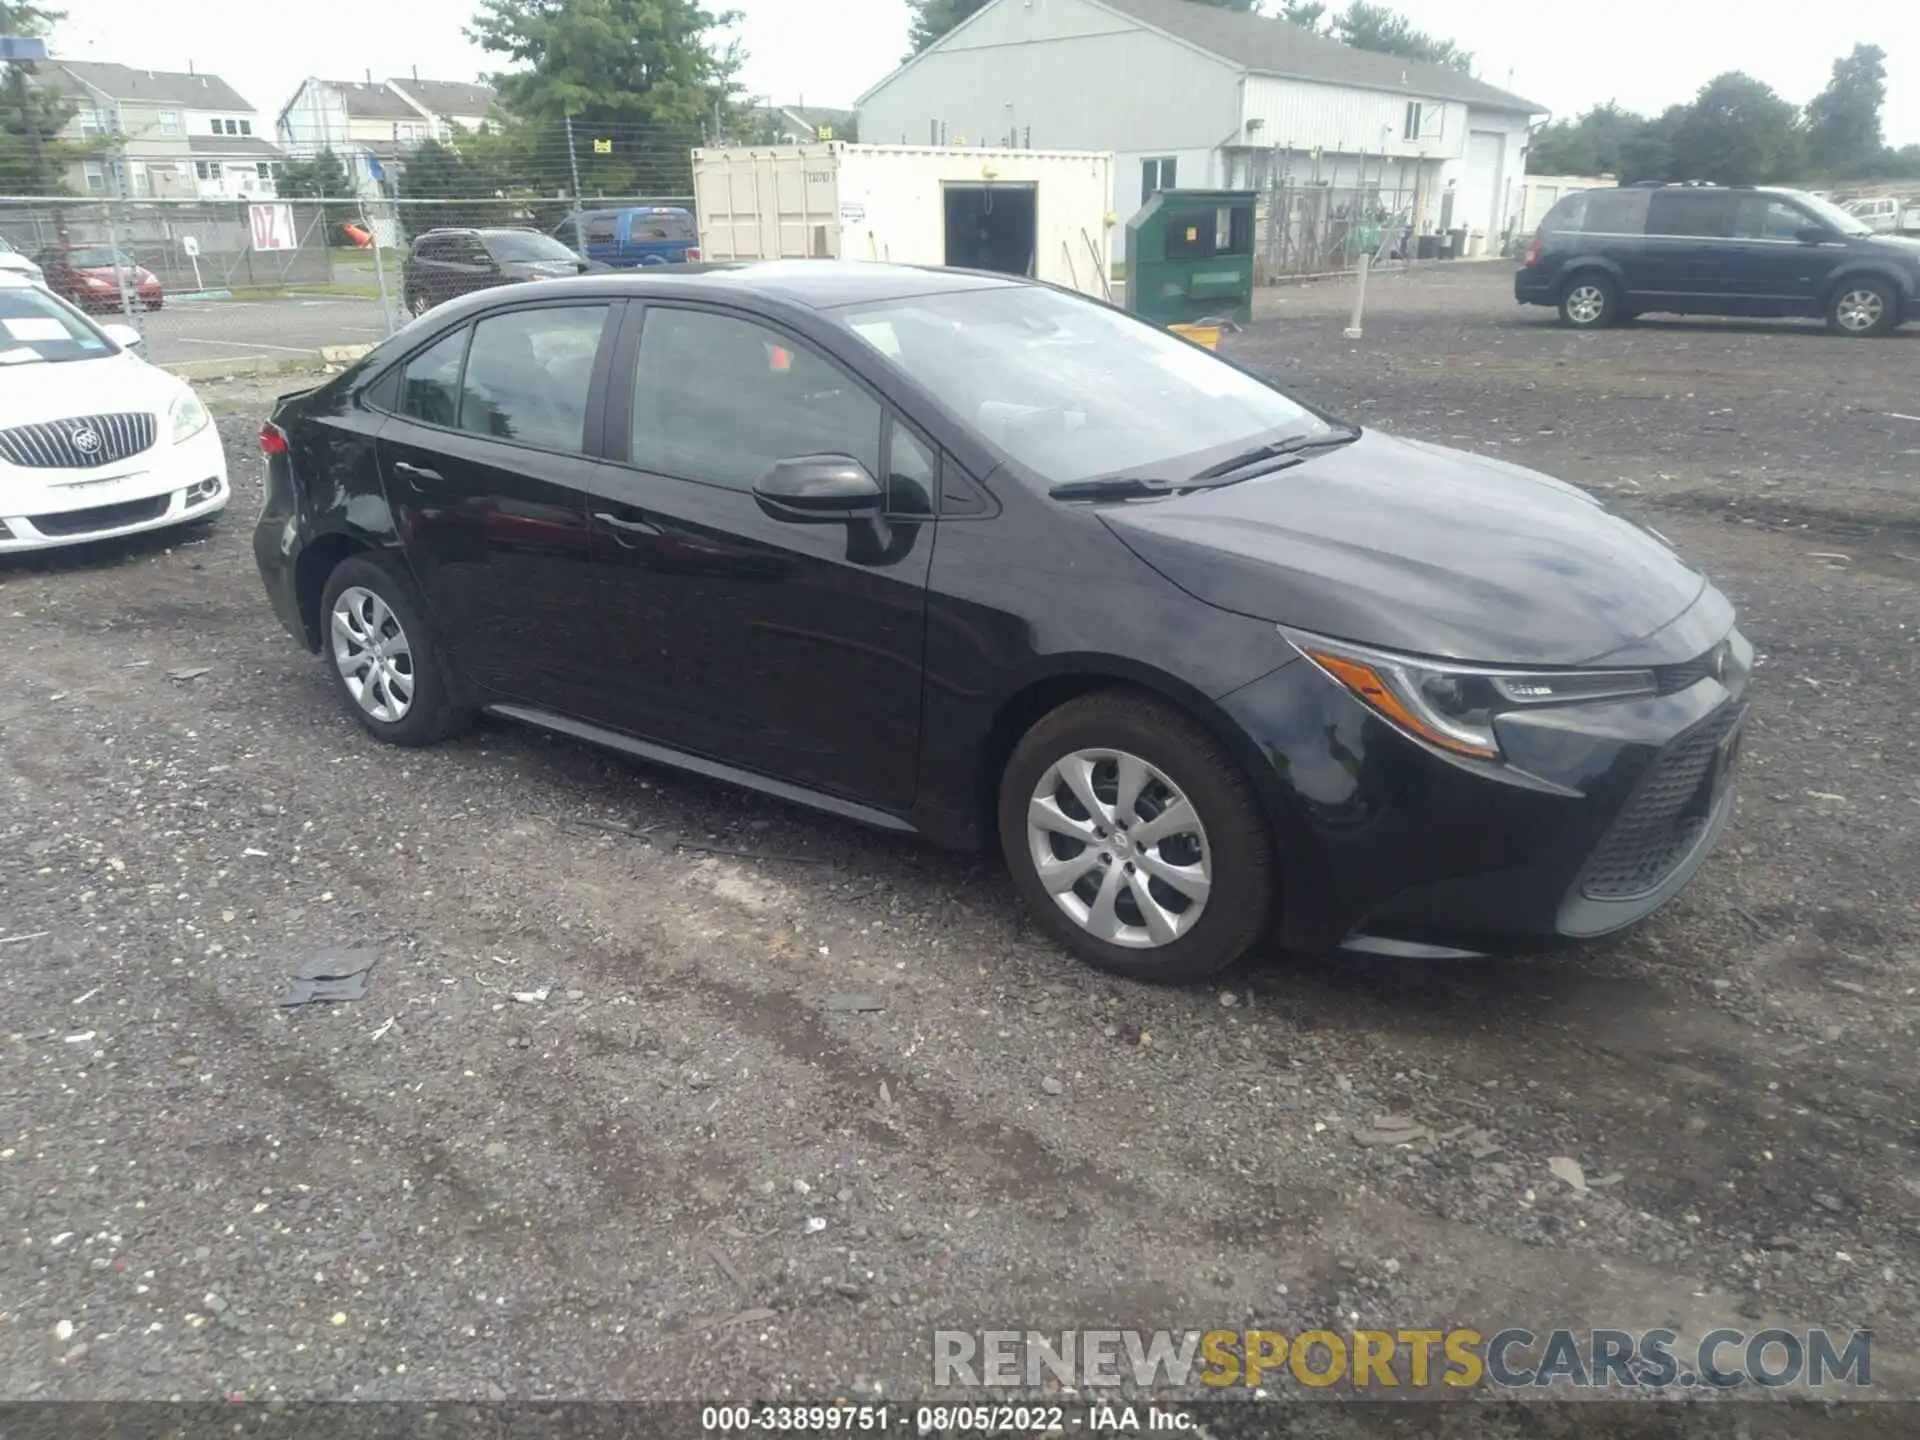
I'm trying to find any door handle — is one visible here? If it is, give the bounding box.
[593,511,661,539]
[392,460,442,482]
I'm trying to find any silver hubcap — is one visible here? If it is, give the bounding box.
[1026,749,1212,949]
[1836,289,1883,332]
[410,295,428,315]
[1565,284,1606,324]
[331,586,415,723]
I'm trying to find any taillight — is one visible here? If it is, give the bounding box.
[1523,231,1544,268]
[260,422,289,457]
[683,246,701,262]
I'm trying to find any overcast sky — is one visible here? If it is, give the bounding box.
[47,0,1920,142]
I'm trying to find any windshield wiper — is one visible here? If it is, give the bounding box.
[1189,425,1361,482]
[1047,476,1180,501]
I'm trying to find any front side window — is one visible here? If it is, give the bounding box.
[838,283,1327,487]
[1733,196,1811,242]
[584,215,617,243]
[399,326,468,427]
[458,305,608,452]
[630,307,882,489]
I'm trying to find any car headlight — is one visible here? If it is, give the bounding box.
[170,390,211,444]
[1283,628,1657,761]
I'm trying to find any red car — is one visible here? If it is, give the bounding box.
[33,244,164,312]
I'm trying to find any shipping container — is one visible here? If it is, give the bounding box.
[691,144,1116,297]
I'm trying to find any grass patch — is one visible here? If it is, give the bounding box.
[224,283,385,302]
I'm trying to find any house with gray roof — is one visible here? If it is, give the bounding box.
[275,75,496,198]
[855,0,1546,262]
[36,61,284,200]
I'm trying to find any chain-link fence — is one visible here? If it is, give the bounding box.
[1256,180,1421,281]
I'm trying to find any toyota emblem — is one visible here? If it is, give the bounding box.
[70,427,101,454]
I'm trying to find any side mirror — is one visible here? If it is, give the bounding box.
[100,322,143,351]
[752,455,883,522]
[1795,226,1834,245]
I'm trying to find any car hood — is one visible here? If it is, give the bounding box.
[0,350,182,432]
[1863,233,1920,261]
[1096,429,1712,666]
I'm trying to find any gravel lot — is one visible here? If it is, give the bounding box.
[3,264,1917,1425]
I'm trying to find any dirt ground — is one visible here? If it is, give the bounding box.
[3,264,1917,1427]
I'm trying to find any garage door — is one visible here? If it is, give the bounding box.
[1459,131,1505,237]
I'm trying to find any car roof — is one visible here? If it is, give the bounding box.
[544,260,1027,309]
[0,270,35,288]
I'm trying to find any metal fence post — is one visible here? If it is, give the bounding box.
[1344,253,1369,340]
[106,113,140,333]
[564,115,586,260]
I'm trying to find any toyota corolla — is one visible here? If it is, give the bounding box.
[253,262,1748,981]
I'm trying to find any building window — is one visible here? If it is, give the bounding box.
[239,119,252,135]
[81,108,109,136]
[1403,102,1423,140]
[160,109,180,134]
[83,161,107,193]
[256,162,272,179]
[1141,156,1177,205]
[195,160,219,180]
[129,161,151,196]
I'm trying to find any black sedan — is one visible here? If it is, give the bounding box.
[253,262,1749,981]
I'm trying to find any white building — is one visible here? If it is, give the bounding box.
[855,0,1546,262]
[276,76,497,198]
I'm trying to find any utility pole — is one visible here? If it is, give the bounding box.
[563,115,586,259]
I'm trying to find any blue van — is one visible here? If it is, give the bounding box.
[559,206,701,268]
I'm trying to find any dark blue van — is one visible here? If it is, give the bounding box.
[558,206,701,268]
[1516,182,1920,337]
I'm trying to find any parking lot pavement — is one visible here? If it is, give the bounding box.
[3,266,1918,1414]
[137,294,393,367]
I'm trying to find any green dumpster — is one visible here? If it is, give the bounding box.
[1125,189,1257,327]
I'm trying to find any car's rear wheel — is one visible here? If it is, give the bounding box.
[1558,273,1618,329]
[1827,278,1897,337]
[319,553,474,747]
[998,690,1275,983]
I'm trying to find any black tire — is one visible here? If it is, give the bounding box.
[1826,276,1898,337]
[318,552,474,747]
[406,292,431,318]
[998,689,1275,983]
[1557,272,1619,329]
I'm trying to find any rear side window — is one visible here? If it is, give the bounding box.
[459,305,610,453]
[1646,190,1734,238]
[584,214,617,243]
[638,212,697,241]
[1541,192,1588,232]
[400,326,469,427]
[1578,189,1649,235]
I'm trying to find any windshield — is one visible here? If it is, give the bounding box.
[0,284,116,366]
[486,231,580,263]
[65,246,136,268]
[835,285,1327,486]
[1783,192,1874,236]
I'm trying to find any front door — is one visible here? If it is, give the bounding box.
[586,302,934,813]
[374,301,617,713]
[1720,193,1843,314]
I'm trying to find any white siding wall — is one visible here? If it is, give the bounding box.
[1435,108,1532,246]
[857,0,1239,260]
[1240,75,1467,162]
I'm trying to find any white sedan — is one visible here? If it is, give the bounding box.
[0,272,228,553]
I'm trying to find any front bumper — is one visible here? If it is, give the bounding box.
[1221,631,1751,957]
[0,423,228,553]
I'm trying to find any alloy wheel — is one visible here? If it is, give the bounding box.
[1025,748,1212,949]
[1564,284,1607,325]
[331,585,416,723]
[1834,288,1884,333]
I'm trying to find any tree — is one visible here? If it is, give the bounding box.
[1666,72,1803,185]
[1330,3,1471,71]
[1527,104,1647,177]
[1,0,78,195]
[278,148,353,199]
[1275,0,1327,25]
[1804,43,1886,178]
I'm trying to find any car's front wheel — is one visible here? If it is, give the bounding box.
[319,553,474,747]
[1827,278,1897,337]
[998,690,1275,982]
[406,292,431,318]
[1558,273,1619,329]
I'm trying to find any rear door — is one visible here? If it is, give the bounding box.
[585,301,934,810]
[1636,190,1735,310]
[373,301,619,713]
[1720,193,1841,314]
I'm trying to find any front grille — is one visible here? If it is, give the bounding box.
[1579,705,1742,901]
[28,494,170,537]
[0,412,157,470]
[1653,640,1728,695]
